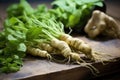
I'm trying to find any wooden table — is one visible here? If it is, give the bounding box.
[0,1,120,80]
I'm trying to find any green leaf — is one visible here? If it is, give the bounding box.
[52,0,76,13]
[94,2,103,7]
[20,0,34,15]
[9,17,19,25]
[35,4,48,13]
[67,10,81,27]
[6,26,26,41]
[14,55,19,59]
[81,0,100,3]
[7,34,17,41]
[7,4,19,17]
[6,58,13,63]
[74,0,83,5]
[26,27,42,41]
[17,43,26,52]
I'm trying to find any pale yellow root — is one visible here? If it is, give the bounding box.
[50,39,100,75]
[70,52,85,62]
[50,39,72,57]
[60,34,93,59]
[38,43,54,53]
[59,34,113,62]
[84,10,120,38]
[37,43,62,55]
[27,47,52,59]
[50,39,83,62]
[104,14,120,38]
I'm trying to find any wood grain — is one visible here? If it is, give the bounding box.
[0,36,120,80]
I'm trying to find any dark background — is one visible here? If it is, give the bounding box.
[0,0,120,29]
[0,0,120,16]
[0,0,53,3]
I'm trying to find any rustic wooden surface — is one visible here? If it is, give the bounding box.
[0,1,120,80]
[0,36,120,80]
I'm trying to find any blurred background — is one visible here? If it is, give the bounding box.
[0,0,52,2]
[0,0,120,18]
[0,0,120,16]
[0,0,120,40]
[0,0,120,29]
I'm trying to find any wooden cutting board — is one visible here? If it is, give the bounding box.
[0,36,120,80]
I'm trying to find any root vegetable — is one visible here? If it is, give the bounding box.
[70,52,84,62]
[50,39,83,62]
[50,39,72,57]
[32,17,112,63]
[84,10,120,38]
[32,19,84,62]
[60,34,113,62]
[38,43,54,53]
[27,47,52,59]
[37,43,61,55]
[60,34,92,59]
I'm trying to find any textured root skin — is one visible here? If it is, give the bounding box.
[60,34,93,59]
[84,10,106,38]
[50,40,99,75]
[38,43,54,53]
[104,15,120,38]
[85,10,120,39]
[60,34,113,61]
[50,39,71,57]
[70,52,83,61]
[27,47,51,59]
[38,43,62,55]
[50,39,82,62]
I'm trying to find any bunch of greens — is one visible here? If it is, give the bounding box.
[0,0,42,73]
[0,17,27,73]
[51,0,105,33]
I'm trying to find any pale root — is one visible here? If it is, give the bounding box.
[27,47,51,58]
[84,10,120,38]
[50,39,83,62]
[70,52,82,61]
[50,39,72,57]
[38,43,54,53]
[60,34,92,59]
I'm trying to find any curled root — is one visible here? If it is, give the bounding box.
[84,64,99,76]
[74,58,100,76]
